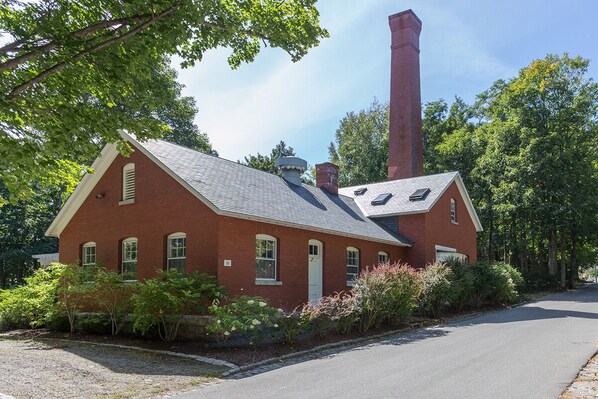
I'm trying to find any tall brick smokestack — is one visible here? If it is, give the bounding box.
[388,9,423,180]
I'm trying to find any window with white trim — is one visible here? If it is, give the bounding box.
[346,247,359,286]
[82,242,96,268]
[168,233,186,274]
[122,238,138,279]
[256,234,277,280]
[450,198,457,223]
[378,251,389,264]
[122,163,135,202]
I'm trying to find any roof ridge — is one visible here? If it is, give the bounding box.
[340,171,458,190]
[145,138,304,184]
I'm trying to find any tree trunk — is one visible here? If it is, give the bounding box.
[569,238,577,289]
[487,215,494,262]
[560,231,566,288]
[548,231,558,275]
[538,235,547,273]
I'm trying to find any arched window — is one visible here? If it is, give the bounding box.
[378,251,389,264]
[256,234,277,280]
[346,247,359,286]
[82,242,96,268]
[122,237,138,280]
[122,163,135,202]
[450,198,457,223]
[167,232,186,274]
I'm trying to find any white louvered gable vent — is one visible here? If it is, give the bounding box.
[122,163,135,201]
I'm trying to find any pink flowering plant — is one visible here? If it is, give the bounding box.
[207,295,280,346]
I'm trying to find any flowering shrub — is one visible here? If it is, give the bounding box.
[420,261,455,318]
[378,263,422,326]
[301,291,358,337]
[352,262,421,332]
[352,266,388,332]
[207,296,279,346]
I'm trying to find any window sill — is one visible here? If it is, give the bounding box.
[451,221,459,225]
[255,279,282,286]
[346,282,354,287]
[119,199,135,206]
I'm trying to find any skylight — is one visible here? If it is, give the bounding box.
[371,193,392,205]
[354,187,367,196]
[409,188,430,201]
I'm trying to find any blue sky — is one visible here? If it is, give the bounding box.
[174,0,598,167]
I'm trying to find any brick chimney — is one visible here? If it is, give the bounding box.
[316,162,339,195]
[388,9,424,180]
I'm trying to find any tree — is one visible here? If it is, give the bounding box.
[329,99,389,186]
[0,180,62,288]
[242,140,297,174]
[1,0,328,202]
[474,54,598,279]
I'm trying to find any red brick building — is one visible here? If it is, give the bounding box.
[46,9,482,309]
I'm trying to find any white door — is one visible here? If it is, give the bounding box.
[308,240,323,302]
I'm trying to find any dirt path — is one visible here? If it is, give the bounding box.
[0,338,226,399]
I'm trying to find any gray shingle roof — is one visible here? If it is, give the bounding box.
[338,172,459,217]
[136,139,410,246]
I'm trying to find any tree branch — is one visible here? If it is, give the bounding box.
[200,20,271,42]
[9,4,181,100]
[0,13,155,73]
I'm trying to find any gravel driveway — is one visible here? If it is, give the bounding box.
[0,338,226,399]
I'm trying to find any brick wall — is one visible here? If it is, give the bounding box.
[398,181,478,266]
[424,181,478,263]
[59,149,220,279]
[217,216,407,309]
[59,147,408,309]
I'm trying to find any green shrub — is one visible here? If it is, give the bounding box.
[56,263,90,333]
[420,262,455,318]
[447,260,476,312]
[0,263,65,329]
[90,268,137,336]
[207,296,280,346]
[471,262,522,307]
[76,313,112,335]
[133,270,224,342]
[275,310,307,344]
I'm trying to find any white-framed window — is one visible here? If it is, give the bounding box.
[122,237,138,280]
[256,234,277,280]
[82,242,96,268]
[378,251,389,264]
[167,233,186,274]
[122,163,135,202]
[346,247,359,286]
[450,198,457,223]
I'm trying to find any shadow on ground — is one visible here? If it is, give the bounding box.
[24,339,226,377]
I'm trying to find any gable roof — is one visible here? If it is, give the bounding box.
[47,132,410,246]
[339,172,483,232]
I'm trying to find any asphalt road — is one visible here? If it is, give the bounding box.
[178,284,598,399]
